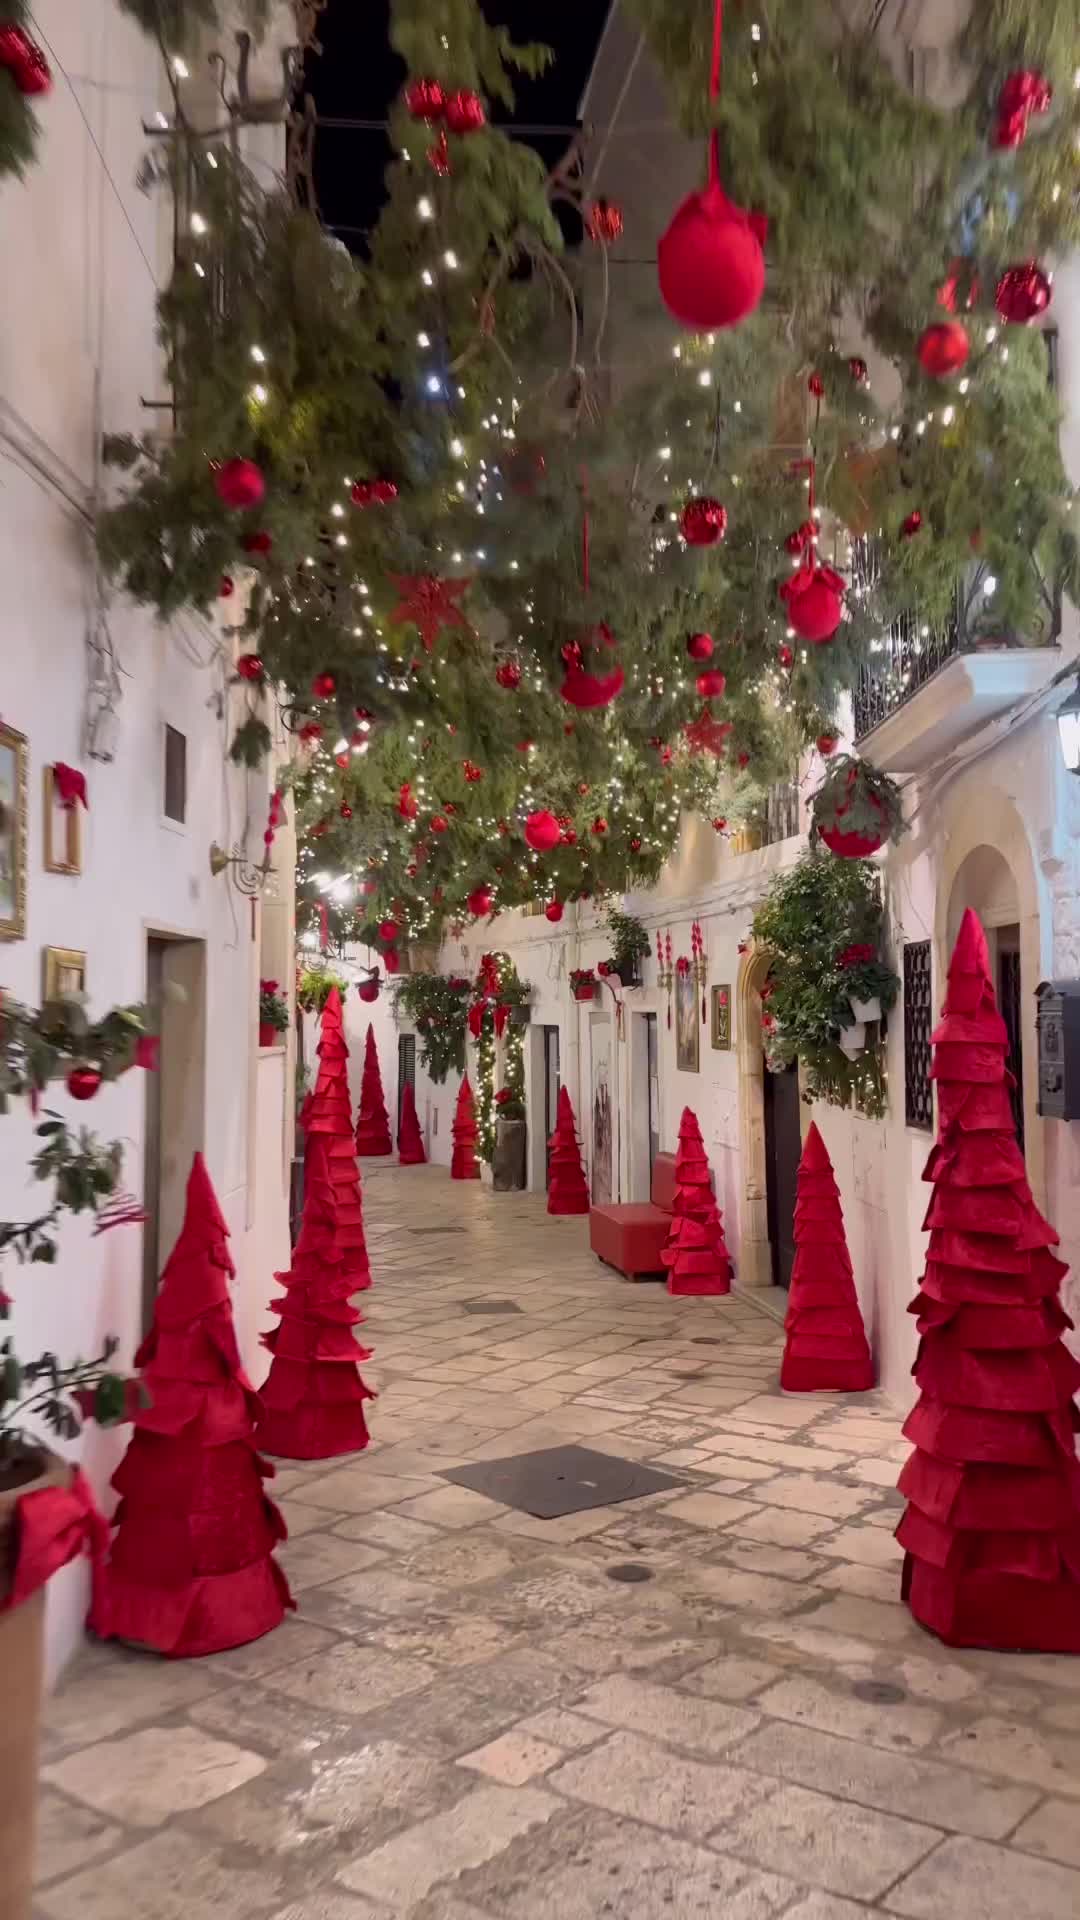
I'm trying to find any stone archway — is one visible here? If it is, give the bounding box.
[736,944,775,1288]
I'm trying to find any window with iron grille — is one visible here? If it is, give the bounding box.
[163,724,187,824]
[903,940,934,1131]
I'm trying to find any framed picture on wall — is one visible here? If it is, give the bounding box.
[43,946,87,1003]
[43,766,83,875]
[675,966,700,1073]
[0,721,27,941]
[711,984,732,1051]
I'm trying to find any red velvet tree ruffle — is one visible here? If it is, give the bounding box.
[662,1107,732,1296]
[451,1074,481,1180]
[547,1085,589,1215]
[259,988,376,1459]
[355,1022,393,1156]
[398,1079,427,1164]
[89,1153,294,1657]
[897,908,1080,1651]
[780,1121,873,1392]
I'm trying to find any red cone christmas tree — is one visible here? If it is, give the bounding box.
[547,1085,589,1215]
[662,1107,732,1295]
[780,1122,874,1391]
[89,1153,294,1657]
[258,988,376,1458]
[451,1074,481,1180]
[355,1022,392,1156]
[398,1080,426,1165]
[897,908,1080,1652]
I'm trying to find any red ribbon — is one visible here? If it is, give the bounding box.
[3,1469,108,1613]
[494,1003,510,1039]
[468,1002,485,1039]
[53,763,88,810]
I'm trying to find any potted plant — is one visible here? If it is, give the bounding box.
[605,909,651,987]
[570,968,598,1003]
[492,1085,527,1191]
[836,941,898,1025]
[259,978,289,1046]
[297,965,348,1013]
[810,755,906,859]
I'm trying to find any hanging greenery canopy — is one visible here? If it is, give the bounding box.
[93,0,1080,931]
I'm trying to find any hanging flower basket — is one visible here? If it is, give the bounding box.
[570,969,598,1002]
[811,756,905,859]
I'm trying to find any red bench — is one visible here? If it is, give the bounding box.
[589,1152,678,1280]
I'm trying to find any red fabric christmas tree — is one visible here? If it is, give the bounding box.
[355,1022,393,1156]
[662,1107,732,1295]
[398,1080,426,1165]
[451,1074,481,1180]
[547,1085,589,1215]
[780,1122,874,1392]
[258,988,376,1459]
[897,908,1080,1652]
[89,1153,294,1657]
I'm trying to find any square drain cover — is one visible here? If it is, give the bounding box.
[442,1444,683,1518]
[460,1298,523,1315]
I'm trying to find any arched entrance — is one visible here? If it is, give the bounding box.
[737,945,804,1288]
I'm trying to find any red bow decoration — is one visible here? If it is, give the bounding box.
[52,763,88,811]
[2,1469,108,1613]
[467,1002,485,1039]
[494,1003,510,1039]
[476,952,502,1000]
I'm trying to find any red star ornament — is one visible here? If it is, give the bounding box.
[683,707,734,757]
[388,574,472,651]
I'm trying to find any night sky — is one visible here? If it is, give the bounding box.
[307,1,612,246]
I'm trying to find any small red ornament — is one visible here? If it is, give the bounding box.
[597,961,611,978]
[591,818,608,837]
[235,652,264,681]
[630,837,642,853]
[586,199,624,245]
[398,784,418,821]
[467,886,494,918]
[901,509,923,539]
[443,89,485,134]
[658,182,766,331]
[311,671,336,698]
[778,644,794,668]
[404,77,445,122]
[218,575,235,600]
[807,372,825,398]
[213,457,265,511]
[335,753,349,769]
[848,356,868,384]
[298,721,323,745]
[378,919,400,944]
[242,529,273,555]
[0,27,51,95]
[525,810,561,853]
[779,563,845,644]
[816,734,838,757]
[545,900,564,923]
[495,659,522,690]
[516,740,534,754]
[561,828,577,846]
[995,262,1052,325]
[917,321,969,379]
[462,760,484,784]
[687,632,714,661]
[430,814,448,834]
[578,783,590,796]
[696,669,726,699]
[681,497,728,547]
[340,804,353,820]
[737,751,750,769]
[67,1065,102,1102]
[712,817,727,832]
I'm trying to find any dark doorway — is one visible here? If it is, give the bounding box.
[645,1013,660,1176]
[141,933,206,1331]
[998,927,1024,1151]
[764,1061,801,1289]
[397,1032,416,1134]
[542,1025,560,1171]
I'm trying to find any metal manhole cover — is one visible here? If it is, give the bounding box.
[852,1680,907,1706]
[606,1563,653,1584]
[442,1444,684,1519]
[459,1298,523,1315]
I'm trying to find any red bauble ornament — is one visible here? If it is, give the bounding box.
[917,322,969,379]
[778,644,794,668]
[467,886,494,918]
[687,632,714,661]
[578,783,590,796]
[849,356,868,384]
[545,900,564,923]
[0,27,51,95]
[901,509,923,539]
[591,819,608,837]
[378,919,400,944]
[311,671,336,698]
[398,785,418,821]
[525,810,561,853]
[242,529,272,556]
[430,814,448,834]
[712,817,727,832]
[351,478,398,508]
[993,70,1051,149]
[737,751,750,769]
[778,563,845,644]
[995,262,1052,326]
[298,721,323,745]
[213,457,265,511]
[443,89,485,134]
[495,659,522,690]
[630,837,642,853]
[816,734,838,757]
[340,804,353,820]
[462,760,484,784]
[561,829,577,846]
[335,753,349,769]
[404,77,445,122]
[696,669,727,699]
[218,576,235,600]
[680,497,728,547]
[67,1065,102,1102]
[807,372,825,398]
[235,652,264,681]
[658,182,766,331]
[586,199,624,245]
[560,665,624,709]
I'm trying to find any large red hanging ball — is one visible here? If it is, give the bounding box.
[404,77,445,122]
[545,900,564,923]
[560,665,624,709]
[236,652,264,681]
[357,977,380,1003]
[916,322,969,379]
[524,809,561,853]
[687,632,714,661]
[995,262,1052,325]
[681,498,728,547]
[696,669,727,699]
[67,1065,102,1102]
[779,564,844,644]
[467,886,494,918]
[378,919,400,944]
[658,183,765,331]
[213,457,265,510]
[444,89,485,134]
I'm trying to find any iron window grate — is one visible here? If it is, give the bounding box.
[903,940,934,1131]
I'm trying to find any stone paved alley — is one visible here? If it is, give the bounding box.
[35,1166,1080,1920]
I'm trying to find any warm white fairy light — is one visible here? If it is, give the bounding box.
[250,345,266,365]
[417,195,434,220]
[171,54,190,78]
[250,383,268,405]
[421,268,435,287]
[190,211,208,236]
[443,249,459,270]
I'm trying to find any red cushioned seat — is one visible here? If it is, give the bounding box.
[589,1153,679,1280]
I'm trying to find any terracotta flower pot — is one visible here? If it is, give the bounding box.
[1,1448,70,1920]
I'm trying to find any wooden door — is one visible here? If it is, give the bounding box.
[764,1061,801,1289]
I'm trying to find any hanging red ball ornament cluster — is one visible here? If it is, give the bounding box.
[995,262,1052,325]
[687,632,714,661]
[585,199,624,245]
[495,659,522,690]
[993,70,1052,149]
[462,760,484,784]
[917,321,970,379]
[591,818,608,837]
[524,810,561,853]
[213,458,265,511]
[0,25,51,95]
[681,497,728,547]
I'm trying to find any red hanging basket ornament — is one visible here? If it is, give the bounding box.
[586,199,624,245]
[917,321,970,379]
[995,261,1052,325]
[657,0,766,331]
[811,754,906,859]
[777,458,844,643]
[681,497,728,547]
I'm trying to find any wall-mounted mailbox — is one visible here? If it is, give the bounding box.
[1035,981,1080,1120]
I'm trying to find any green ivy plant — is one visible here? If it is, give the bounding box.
[605,909,651,982]
[296,966,347,1013]
[393,972,470,1084]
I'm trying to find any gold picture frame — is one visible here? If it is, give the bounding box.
[711,983,732,1050]
[43,946,87,1003]
[43,766,83,875]
[0,721,27,941]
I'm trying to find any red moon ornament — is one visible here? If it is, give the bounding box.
[681,498,728,547]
